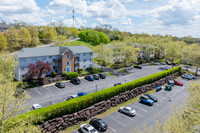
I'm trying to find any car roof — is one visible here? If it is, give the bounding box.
[33,104,41,107]
[125,106,132,110]
[83,124,94,130]
[141,95,149,99]
[70,95,78,97]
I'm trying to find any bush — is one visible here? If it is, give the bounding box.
[52,72,57,78]
[86,67,93,70]
[12,66,181,126]
[78,68,83,72]
[67,72,78,79]
[92,68,100,74]
[62,71,68,77]
[79,70,89,76]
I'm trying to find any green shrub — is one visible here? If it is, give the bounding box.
[62,71,68,77]
[79,70,89,76]
[67,72,78,79]
[92,68,100,74]
[12,66,181,126]
[52,72,57,77]
[86,67,93,70]
[78,68,83,72]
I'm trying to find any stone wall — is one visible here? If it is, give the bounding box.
[40,73,179,133]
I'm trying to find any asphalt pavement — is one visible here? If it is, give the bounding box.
[24,65,166,111]
[71,78,196,133]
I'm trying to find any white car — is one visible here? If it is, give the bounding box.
[79,124,98,133]
[119,106,136,116]
[65,95,78,101]
[32,104,42,110]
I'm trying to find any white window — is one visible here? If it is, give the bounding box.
[66,55,70,58]
[66,62,70,65]
[31,57,37,61]
[20,58,26,62]
[42,56,47,60]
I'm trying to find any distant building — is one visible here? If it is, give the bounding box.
[15,46,94,81]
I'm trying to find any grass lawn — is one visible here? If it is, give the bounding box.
[119,69,131,74]
[61,89,156,133]
[105,72,116,77]
[57,40,101,53]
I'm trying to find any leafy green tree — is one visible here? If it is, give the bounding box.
[0,32,7,50]
[42,26,57,43]
[18,27,31,48]
[28,25,39,47]
[5,27,20,50]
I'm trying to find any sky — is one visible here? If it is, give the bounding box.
[0,0,200,38]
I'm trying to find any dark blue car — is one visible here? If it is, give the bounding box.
[144,94,158,102]
[140,95,154,106]
[78,92,87,96]
[85,75,94,81]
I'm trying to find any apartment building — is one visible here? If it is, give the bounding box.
[15,46,94,81]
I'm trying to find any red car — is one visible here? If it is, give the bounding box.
[174,80,183,86]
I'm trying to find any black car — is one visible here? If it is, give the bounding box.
[144,94,158,102]
[98,73,106,79]
[85,75,94,81]
[114,83,121,86]
[133,65,142,69]
[55,82,65,88]
[89,118,108,131]
[70,78,81,85]
[93,74,99,80]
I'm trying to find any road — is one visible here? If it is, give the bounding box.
[71,78,197,133]
[24,65,167,111]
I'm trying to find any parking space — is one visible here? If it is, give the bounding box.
[71,78,191,133]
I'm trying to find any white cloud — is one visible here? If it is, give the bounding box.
[124,0,135,2]
[120,17,133,26]
[62,17,87,27]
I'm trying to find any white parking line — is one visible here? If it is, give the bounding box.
[170,87,185,97]
[154,103,159,106]
[109,126,117,132]
[24,91,31,98]
[43,86,52,93]
[107,116,126,126]
[54,86,61,91]
[136,113,142,117]
[34,89,42,95]
[117,112,134,121]
[134,105,148,112]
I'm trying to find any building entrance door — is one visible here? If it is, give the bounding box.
[65,67,71,73]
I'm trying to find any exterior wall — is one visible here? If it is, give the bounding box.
[78,52,93,70]
[16,55,60,81]
[61,49,74,73]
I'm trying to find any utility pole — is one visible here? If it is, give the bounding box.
[72,9,75,27]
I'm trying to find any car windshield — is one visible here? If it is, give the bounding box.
[90,129,97,133]
[99,120,107,126]
[60,83,64,85]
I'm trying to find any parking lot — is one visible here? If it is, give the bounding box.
[71,78,193,133]
[25,65,168,109]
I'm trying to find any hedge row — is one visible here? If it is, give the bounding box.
[14,66,181,125]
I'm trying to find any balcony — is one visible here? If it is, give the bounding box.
[53,66,62,70]
[74,57,80,61]
[53,59,61,63]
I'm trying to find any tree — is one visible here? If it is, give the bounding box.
[0,52,40,132]
[18,27,31,48]
[5,27,20,50]
[28,25,39,47]
[26,60,51,79]
[42,26,57,43]
[164,41,181,68]
[97,43,106,71]
[182,44,200,75]
[0,32,7,50]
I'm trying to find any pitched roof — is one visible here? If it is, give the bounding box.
[17,46,93,58]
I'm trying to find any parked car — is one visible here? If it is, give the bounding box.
[55,82,65,88]
[114,83,121,86]
[181,74,195,80]
[79,124,98,133]
[133,65,142,69]
[174,80,183,86]
[14,88,24,97]
[165,85,172,91]
[93,74,99,80]
[98,73,106,79]
[140,95,154,106]
[168,80,175,86]
[152,62,159,65]
[65,95,78,101]
[156,86,163,92]
[118,106,136,116]
[164,66,171,70]
[32,104,42,110]
[85,75,94,81]
[144,94,158,102]
[187,74,197,79]
[78,92,87,96]
[70,78,81,85]
[89,118,108,131]
[160,62,166,65]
